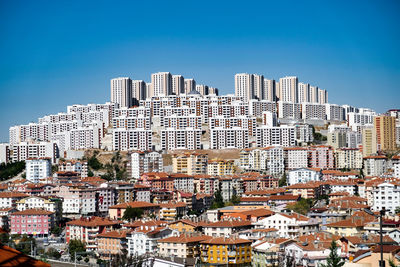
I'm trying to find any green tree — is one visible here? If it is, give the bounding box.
[51,225,62,236]
[123,207,144,221]
[88,155,102,170]
[287,198,314,215]
[87,169,94,177]
[210,190,224,209]
[84,257,90,263]
[0,161,25,180]
[68,239,85,261]
[0,233,9,244]
[395,206,400,214]
[320,240,345,267]
[46,247,61,259]
[14,234,36,255]
[279,173,287,187]
[230,193,241,205]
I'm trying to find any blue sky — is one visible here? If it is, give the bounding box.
[0,0,399,142]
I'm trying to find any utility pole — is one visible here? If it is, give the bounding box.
[379,208,385,267]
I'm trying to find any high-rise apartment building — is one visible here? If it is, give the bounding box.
[196,85,209,96]
[151,72,172,97]
[309,86,319,103]
[172,75,185,95]
[318,89,328,104]
[111,77,132,108]
[253,74,264,100]
[298,83,310,103]
[184,79,196,94]
[361,127,377,157]
[132,80,146,104]
[235,73,254,102]
[263,79,276,102]
[374,115,396,151]
[279,76,298,103]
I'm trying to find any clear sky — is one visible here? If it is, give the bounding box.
[0,0,399,142]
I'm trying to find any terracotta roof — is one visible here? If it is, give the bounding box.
[168,219,198,227]
[12,209,54,216]
[158,234,212,243]
[237,208,274,217]
[240,197,269,202]
[109,201,159,209]
[67,216,120,227]
[0,244,50,267]
[204,220,252,228]
[372,245,400,253]
[123,220,167,228]
[97,230,130,239]
[325,211,375,228]
[268,195,300,201]
[0,192,29,198]
[201,237,252,245]
[363,155,387,159]
[160,202,187,208]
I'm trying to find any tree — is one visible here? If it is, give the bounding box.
[279,173,287,187]
[51,225,62,236]
[210,190,224,209]
[88,155,102,170]
[320,240,345,267]
[287,198,314,215]
[84,257,89,263]
[0,161,25,181]
[15,234,36,255]
[0,233,9,244]
[230,193,241,205]
[68,239,85,261]
[395,206,400,214]
[88,169,94,177]
[123,207,144,221]
[46,247,61,259]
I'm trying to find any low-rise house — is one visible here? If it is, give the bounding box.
[157,234,212,258]
[252,238,294,267]
[159,202,187,221]
[255,213,309,238]
[325,211,375,236]
[0,192,29,209]
[200,237,252,266]
[127,226,176,256]
[66,216,120,251]
[108,201,160,220]
[10,208,54,237]
[203,220,253,237]
[168,219,198,233]
[287,168,321,185]
[97,230,130,260]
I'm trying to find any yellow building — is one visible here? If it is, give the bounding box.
[159,202,187,222]
[168,219,198,233]
[200,237,252,266]
[362,127,377,157]
[172,152,208,175]
[325,211,375,236]
[374,115,396,151]
[207,159,235,176]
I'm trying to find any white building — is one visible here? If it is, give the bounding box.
[161,128,202,150]
[151,72,172,97]
[287,168,321,185]
[210,127,249,149]
[279,76,298,103]
[11,141,58,163]
[256,213,308,238]
[235,73,254,102]
[285,148,309,170]
[363,156,388,177]
[372,182,400,215]
[26,158,51,183]
[127,227,176,256]
[130,151,163,179]
[256,126,296,147]
[111,77,132,108]
[112,129,152,151]
[16,196,58,213]
[277,101,301,119]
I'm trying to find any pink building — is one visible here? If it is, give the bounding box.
[308,146,335,170]
[10,208,54,237]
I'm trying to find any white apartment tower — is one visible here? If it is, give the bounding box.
[132,80,146,103]
[279,76,298,103]
[151,72,172,97]
[298,83,310,103]
[309,86,319,103]
[253,74,264,100]
[318,89,328,104]
[184,79,196,94]
[235,73,254,102]
[263,79,276,102]
[172,75,185,95]
[111,77,132,108]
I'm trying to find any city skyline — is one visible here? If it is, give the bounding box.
[1,0,399,142]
